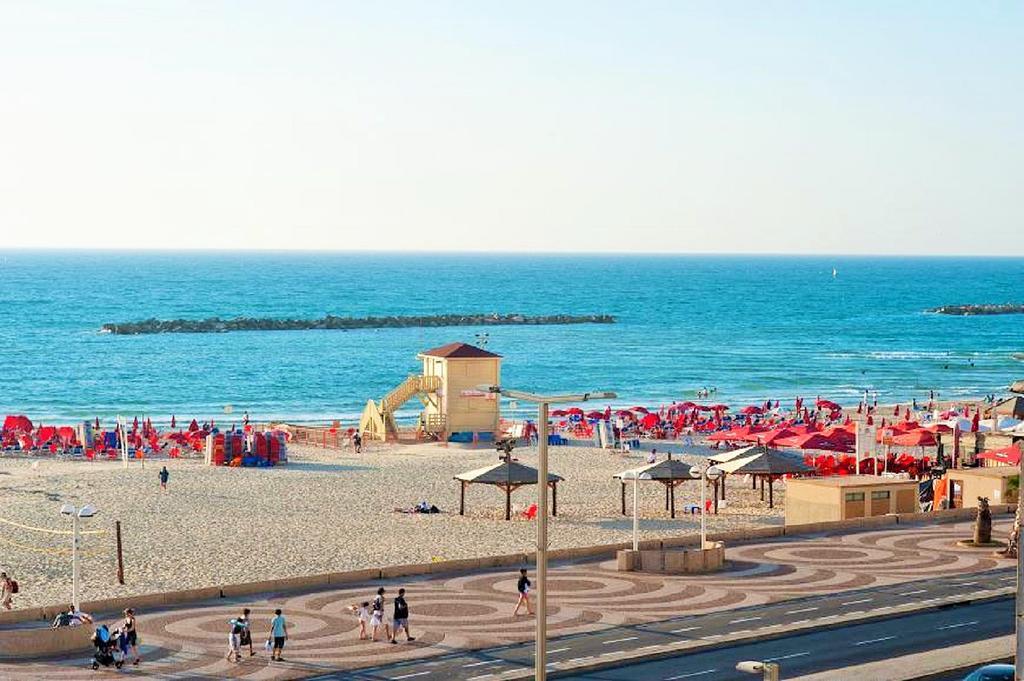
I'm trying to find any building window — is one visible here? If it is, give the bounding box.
[845,492,865,502]
[871,491,891,500]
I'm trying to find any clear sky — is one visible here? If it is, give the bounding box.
[1,1,1020,254]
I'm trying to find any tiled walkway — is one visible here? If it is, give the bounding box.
[4,519,1011,680]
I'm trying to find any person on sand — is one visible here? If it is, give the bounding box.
[353,431,362,454]
[370,587,391,641]
[122,608,140,665]
[647,448,657,464]
[390,588,415,644]
[347,601,371,639]
[513,568,534,616]
[158,466,169,492]
[0,573,15,610]
[270,608,288,661]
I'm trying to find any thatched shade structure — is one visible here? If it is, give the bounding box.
[613,458,695,519]
[714,446,813,508]
[455,458,563,520]
[707,444,764,504]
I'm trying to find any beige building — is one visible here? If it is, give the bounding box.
[785,476,919,526]
[944,466,1019,508]
[418,342,501,436]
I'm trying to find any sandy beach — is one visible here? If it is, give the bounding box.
[0,442,782,609]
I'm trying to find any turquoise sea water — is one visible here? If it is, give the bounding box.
[0,251,1021,424]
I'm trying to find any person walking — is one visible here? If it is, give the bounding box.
[513,568,534,616]
[0,573,16,610]
[370,587,391,641]
[353,431,362,454]
[122,608,140,665]
[227,615,244,662]
[389,588,415,644]
[158,466,169,492]
[347,601,371,639]
[239,608,255,657]
[270,609,288,661]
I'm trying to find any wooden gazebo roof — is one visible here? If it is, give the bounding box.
[455,460,562,485]
[455,459,563,520]
[612,458,696,519]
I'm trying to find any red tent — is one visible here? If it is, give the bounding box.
[760,427,797,446]
[977,444,1021,466]
[708,425,765,443]
[779,432,852,452]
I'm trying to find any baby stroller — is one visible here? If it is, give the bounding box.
[90,625,124,670]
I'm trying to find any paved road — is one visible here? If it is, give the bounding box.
[558,598,1011,680]
[325,568,1014,680]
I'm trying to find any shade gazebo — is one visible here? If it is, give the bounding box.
[455,458,563,520]
[613,457,695,519]
[714,446,813,508]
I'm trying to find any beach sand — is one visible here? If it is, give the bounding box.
[0,442,782,608]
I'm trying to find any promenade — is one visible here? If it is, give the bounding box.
[3,518,1011,680]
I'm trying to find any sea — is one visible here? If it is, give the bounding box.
[0,251,1021,426]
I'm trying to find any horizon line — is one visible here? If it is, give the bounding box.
[2,247,1023,259]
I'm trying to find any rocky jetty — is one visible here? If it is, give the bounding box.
[101,313,616,335]
[929,304,1024,316]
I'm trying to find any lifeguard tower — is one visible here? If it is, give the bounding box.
[359,342,502,442]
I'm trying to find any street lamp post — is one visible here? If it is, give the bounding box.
[59,503,97,610]
[620,469,653,551]
[692,466,722,548]
[483,386,616,681]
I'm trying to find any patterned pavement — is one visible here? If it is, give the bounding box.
[3,518,1012,680]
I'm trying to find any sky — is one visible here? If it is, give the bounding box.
[0,1,1020,255]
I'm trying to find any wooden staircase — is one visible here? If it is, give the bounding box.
[360,374,443,441]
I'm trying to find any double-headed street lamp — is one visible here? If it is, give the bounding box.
[59,503,98,610]
[482,385,617,681]
[692,465,723,548]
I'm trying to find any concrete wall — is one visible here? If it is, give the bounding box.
[0,623,92,658]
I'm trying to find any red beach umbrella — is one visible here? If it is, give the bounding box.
[740,405,763,415]
[631,406,649,414]
[891,430,937,447]
[977,444,1021,466]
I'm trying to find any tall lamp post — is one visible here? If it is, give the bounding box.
[692,466,723,547]
[620,469,653,551]
[483,385,616,681]
[59,503,98,610]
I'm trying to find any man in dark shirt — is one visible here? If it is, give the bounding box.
[389,588,415,644]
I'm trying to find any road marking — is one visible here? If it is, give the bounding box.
[565,657,591,665]
[842,598,873,606]
[791,619,809,625]
[466,676,494,681]
[898,589,928,596]
[786,606,818,614]
[938,620,979,630]
[729,616,762,624]
[958,581,978,587]
[548,647,570,654]
[603,636,639,645]
[702,634,722,639]
[637,644,662,651]
[670,625,701,633]
[767,651,810,661]
[665,670,718,680]
[464,660,500,668]
[391,673,431,680]
[855,635,896,646]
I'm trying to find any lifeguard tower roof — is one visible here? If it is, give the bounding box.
[419,342,501,359]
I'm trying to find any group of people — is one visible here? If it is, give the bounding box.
[89,608,141,669]
[349,586,415,643]
[226,608,289,663]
